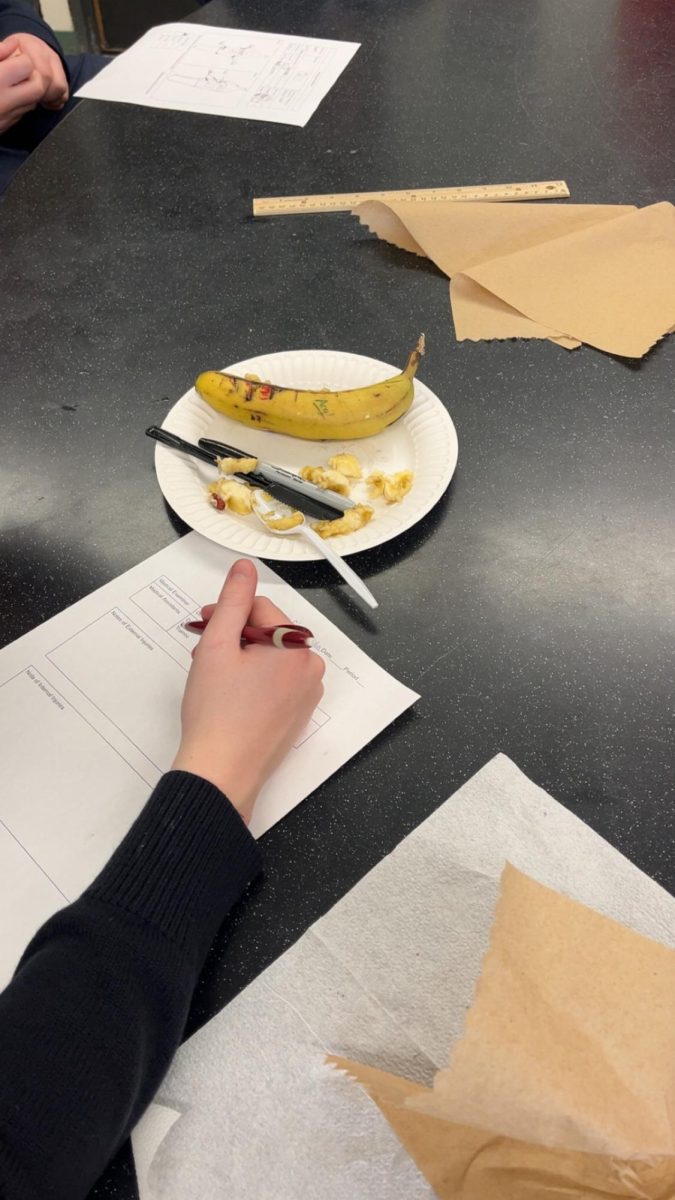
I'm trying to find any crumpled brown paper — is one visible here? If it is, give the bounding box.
[330,864,675,1199]
[354,199,675,356]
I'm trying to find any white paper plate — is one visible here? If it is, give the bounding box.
[154,349,458,562]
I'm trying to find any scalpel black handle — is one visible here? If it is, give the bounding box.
[198,437,252,459]
[146,426,220,466]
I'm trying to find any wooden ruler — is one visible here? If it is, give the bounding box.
[252,180,570,217]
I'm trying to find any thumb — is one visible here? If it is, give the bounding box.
[203,559,257,645]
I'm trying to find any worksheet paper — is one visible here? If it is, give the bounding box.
[0,532,417,987]
[75,23,360,127]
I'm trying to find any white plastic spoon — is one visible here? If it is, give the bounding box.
[251,489,378,610]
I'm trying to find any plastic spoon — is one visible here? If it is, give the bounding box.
[251,489,378,610]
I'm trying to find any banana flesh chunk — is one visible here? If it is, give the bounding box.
[312,504,374,539]
[366,469,414,503]
[217,456,259,475]
[207,479,254,514]
[328,452,362,479]
[300,465,351,495]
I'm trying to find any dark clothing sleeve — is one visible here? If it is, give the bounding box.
[0,1,69,81]
[0,771,262,1200]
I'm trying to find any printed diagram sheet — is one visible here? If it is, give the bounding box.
[76,23,360,127]
[0,533,417,987]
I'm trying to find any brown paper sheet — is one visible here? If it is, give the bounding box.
[328,1057,675,1200]
[355,201,633,278]
[354,200,675,356]
[450,273,583,348]
[330,864,675,1199]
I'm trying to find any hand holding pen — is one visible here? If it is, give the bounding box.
[186,615,315,648]
[172,559,325,823]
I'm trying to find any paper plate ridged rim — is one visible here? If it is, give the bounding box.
[154,349,458,561]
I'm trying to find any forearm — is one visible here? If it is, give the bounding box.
[0,771,261,1200]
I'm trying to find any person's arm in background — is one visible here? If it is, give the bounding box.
[0,0,68,135]
[0,558,325,1200]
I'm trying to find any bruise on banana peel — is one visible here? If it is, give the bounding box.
[195,334,425,441]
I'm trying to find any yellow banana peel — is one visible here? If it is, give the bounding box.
[194,335,425,441]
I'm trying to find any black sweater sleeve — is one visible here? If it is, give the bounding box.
[0,771,262,1200]
[0,0,60,42]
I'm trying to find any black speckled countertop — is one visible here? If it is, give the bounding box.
[2,1,674,1194]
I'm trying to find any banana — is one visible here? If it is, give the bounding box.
[194,334,425,441]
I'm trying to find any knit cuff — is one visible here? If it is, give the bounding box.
[86,772,262,957]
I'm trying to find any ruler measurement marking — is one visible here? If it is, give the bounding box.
[252,180,570,216]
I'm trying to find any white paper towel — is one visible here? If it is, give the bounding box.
[131,1104,182,1195]
[137,754,675,1199]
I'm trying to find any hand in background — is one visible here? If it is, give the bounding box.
[0,37,41,133]
[10,32,68,109]
[172,559,325,824]
[0,34,67,134]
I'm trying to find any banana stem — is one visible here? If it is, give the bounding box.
[404,333,426,378]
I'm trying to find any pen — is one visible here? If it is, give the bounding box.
[185,619,315,648]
